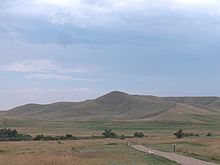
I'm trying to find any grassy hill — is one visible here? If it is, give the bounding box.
[1,91,220,123]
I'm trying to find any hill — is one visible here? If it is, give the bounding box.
[1,91,220,123]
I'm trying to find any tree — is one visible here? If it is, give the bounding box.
[0,128,18,138]
[102,129,117,138]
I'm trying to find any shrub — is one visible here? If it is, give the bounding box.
[0,128,32,141]
[0,128,17,138]
[174,129,201,138]
[174,129,184,138]
[14,134,32,141]
[207,132,212,137]
[134,132,144,138]
[102,129,118,138]
[33,134,77,141]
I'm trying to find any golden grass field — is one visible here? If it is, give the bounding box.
[0,139,180,165]
[0,118,219,165]
[0,133,220,165]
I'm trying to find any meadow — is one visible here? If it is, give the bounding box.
[0,118,219,165]
[0,139,179,165]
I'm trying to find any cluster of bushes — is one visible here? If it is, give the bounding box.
[174,129,213,138]
[0,129,78,141]
[0,128,32,141]
[33,134,77,141]
[0,128,146,141]
[102,129,144,139]
[134,132,144,138]
[102,129,118,138]
[174,129,200,138]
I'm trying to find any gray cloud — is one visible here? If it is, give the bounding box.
[1,0,220,45]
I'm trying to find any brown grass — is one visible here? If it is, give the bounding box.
[0,139,149,165]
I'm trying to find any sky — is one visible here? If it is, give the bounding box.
[0,0,220,110]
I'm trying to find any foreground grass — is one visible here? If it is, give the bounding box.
[0,117,219,164]
[0,139,179,165]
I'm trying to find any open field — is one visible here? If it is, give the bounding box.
[0,117,219,164]
[0,139,179,165]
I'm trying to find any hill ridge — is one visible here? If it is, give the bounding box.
[1,91,220,123]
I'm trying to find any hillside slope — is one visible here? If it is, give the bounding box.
[1,91,220,123]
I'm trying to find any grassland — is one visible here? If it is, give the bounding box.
[0,118,219,164]
[1,118,220,135]
[0,139,179,165]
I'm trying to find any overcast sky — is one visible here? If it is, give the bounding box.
[0,0,220,110]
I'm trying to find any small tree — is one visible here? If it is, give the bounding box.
[207,132,212,137]
[174,129,184,138]
[102,129,117,138]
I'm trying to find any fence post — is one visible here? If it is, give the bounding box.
[173,144,176,152]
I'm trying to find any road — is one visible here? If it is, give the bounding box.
[130,144,219,165]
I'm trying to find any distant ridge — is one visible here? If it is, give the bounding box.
[1,91,220,123]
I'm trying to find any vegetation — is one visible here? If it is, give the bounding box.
[0,115,219,164]
[0,128,32,141]
[134,132,144,137]
[174,129,184,138]
[0,139,180,165]
[174,129,199,138]
[207,132,212,137]
[102,129,135,139]
[0,128,145,141]
[33,134,77,141]
[102,129,118,138]
[0,129,79,141]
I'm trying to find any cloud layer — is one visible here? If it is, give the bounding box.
[1,0,220,44]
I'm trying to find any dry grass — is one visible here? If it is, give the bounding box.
[0,139,148,165]
[0,134,219,165]
[0,118,219,164]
